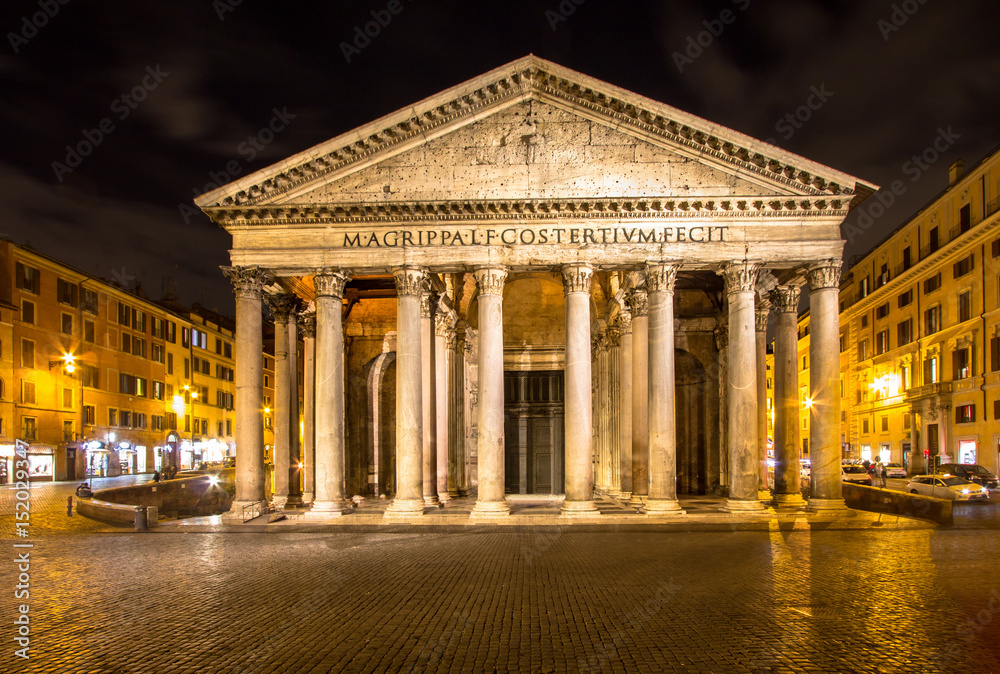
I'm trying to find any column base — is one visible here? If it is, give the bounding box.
[304,500,352,519]
[618,491,632,502]
[607,489,621,498]
[448,488,461,499]
[756,489,772,502]
[301,491,315,505]
[469,500,510,518]
[383,498,425,518]
[805,497,849,513]
[221,500,266,520]
[720,498,765,513]
[423,494,442,508]
[627,493,647,508]
[643,498,686,516]
[286,495,304,507]
[560,500,600,517]
[438,492,452,506]
[271,495,289,508]
[773,493,807,508]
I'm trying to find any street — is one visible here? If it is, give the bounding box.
[2,478,999,673]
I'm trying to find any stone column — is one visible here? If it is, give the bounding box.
[287,311,302,505]
[435,310,451,505]
[266,293,297,507]
[470,266,510,518]
[771,285,805,507]
[617,311,633,501]
[447,327,463,498]
[718,262,764,513]
[755,296,771,500]
[306,269,352,517]
[644,263,685,515]
[806,260,846,512]
[594,333,608,494]
[299,311,317,504]
[628,289,650,507]
[715,324,729,490]
[222,266,271,517]
[562,263,599,516]
[420,290,441,508]
[607,327,621,497]
[384,267,427,518]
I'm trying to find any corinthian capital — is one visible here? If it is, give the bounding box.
[561,263,593,294]
[297,310,316,338]
[266,293,300,322]
[755,301,770,332]
[394,267,427,297]
[420,291,439,318]
[473,266,507,296]
[627,289,648,317]
[645,262,679,293]
[717,261,761,295]
[313,268,350,299]
[770,285,801,314]
[615,310,632,335]
[806,259,842,291]
[222,266,273,299]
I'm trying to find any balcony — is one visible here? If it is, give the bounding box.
[905,381,952,401]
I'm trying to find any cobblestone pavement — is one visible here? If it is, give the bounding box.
[1,479,999,673]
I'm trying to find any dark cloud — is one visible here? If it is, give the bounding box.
[1,0,998,314]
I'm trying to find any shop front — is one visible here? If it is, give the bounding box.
[116,442,137,474]
[0,444,14,484]
[27,444,55,481]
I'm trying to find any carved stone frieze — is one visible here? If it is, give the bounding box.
[645,262,679,293]
[313,268,350,298]
[806,259,842,291]
[717,262,761,295]
[770,285,801,314]
[222,266,273,299]
[393,267,427,297]
[562,263,593,294]
[473,266,507,296]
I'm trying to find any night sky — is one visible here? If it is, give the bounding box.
[3,0,998,315]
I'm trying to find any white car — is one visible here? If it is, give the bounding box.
[906,475,990,501]
[799,460,811,481]
[883,462,907,479]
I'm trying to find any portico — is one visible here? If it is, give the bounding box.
[198,56,875,520]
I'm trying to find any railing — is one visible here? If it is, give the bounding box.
[241,499,285,523]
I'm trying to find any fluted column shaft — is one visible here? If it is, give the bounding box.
[435,312,451,504]
[268,295,294,505]
[421,291,440,507]
[222,266,271,516]
[308,270,352,516]
[719,262,764,512]
[471,267,509,518]
[771,285,805,506]
[645,263,684,514]
[562,263,599,516]
[807,260,846,511]
[300,313,317,504]
[629,289,649,507]
[617,312,633,500]
[385,267,427,517]
[287,315,302,505]
[755,299,770,497]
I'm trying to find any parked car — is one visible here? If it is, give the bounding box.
[222,457,236,468]
[799,460,811,481]
[936,464,999,490]
[883,462,907,479]
[842,465,872,486]
[907,475,990,501]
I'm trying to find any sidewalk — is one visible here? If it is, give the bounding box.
[157,493,937,533]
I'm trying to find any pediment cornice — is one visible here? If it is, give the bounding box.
[194,56,876,213]
[205,195,850,227]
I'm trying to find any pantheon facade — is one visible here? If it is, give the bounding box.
[195,56,876,519]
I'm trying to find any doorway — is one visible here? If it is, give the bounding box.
[503,371,564,494]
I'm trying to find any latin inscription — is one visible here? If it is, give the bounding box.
[343,226,728,248]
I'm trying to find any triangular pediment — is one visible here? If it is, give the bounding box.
[195,55,876,216]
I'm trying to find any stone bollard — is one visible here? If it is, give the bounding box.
[134,506,148,532]
[67,496,73,516]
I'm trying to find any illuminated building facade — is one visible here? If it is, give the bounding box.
[0,240,279,481]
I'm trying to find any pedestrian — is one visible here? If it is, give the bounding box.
[877,459,887,488]
[151,470,161,483]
